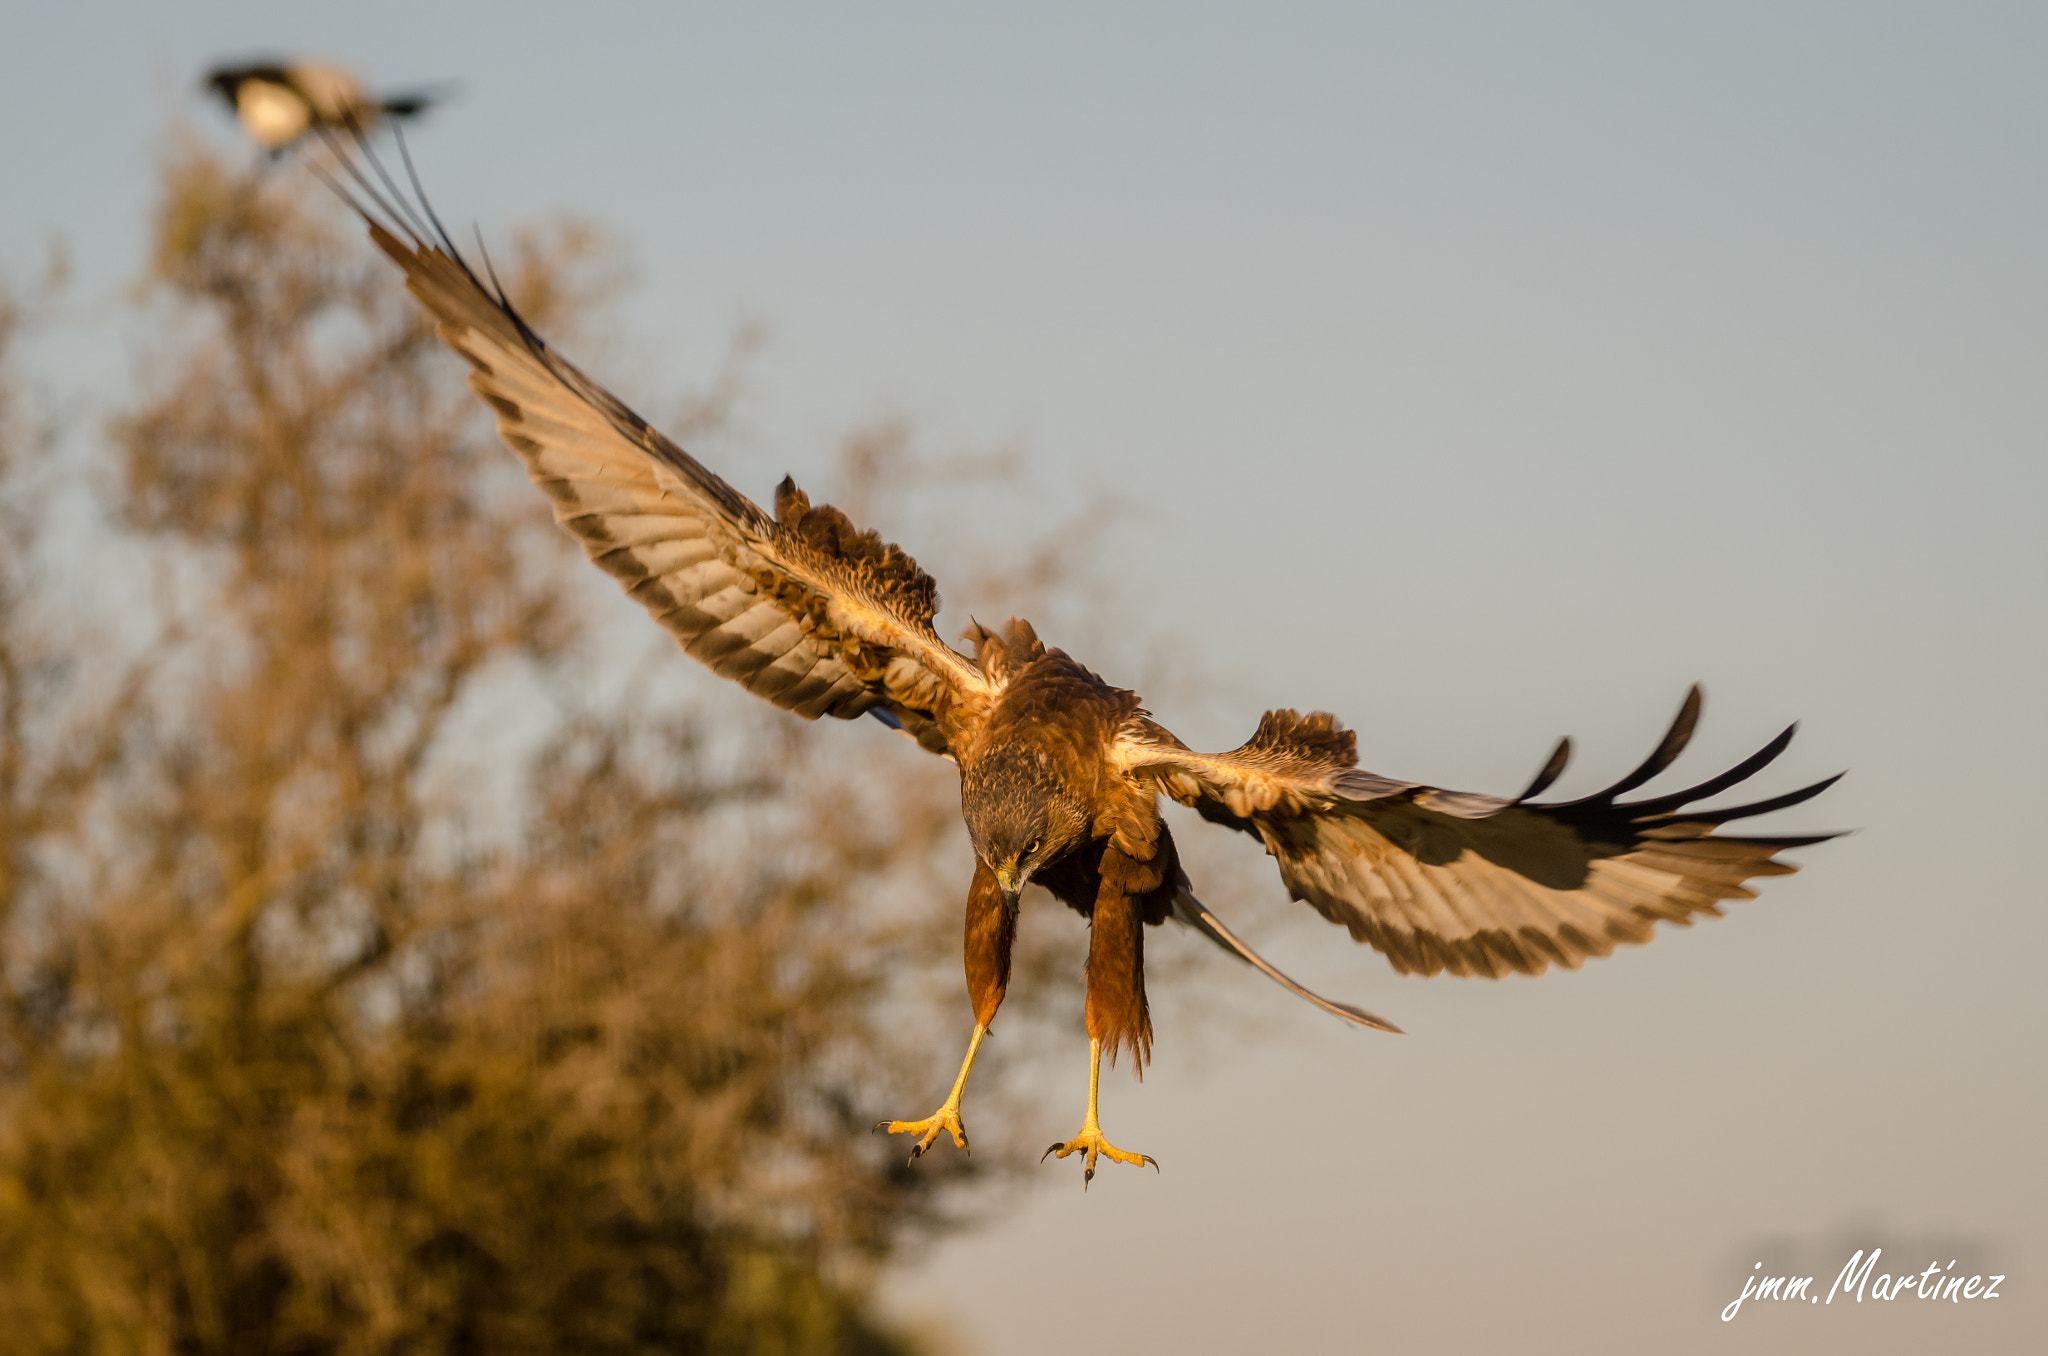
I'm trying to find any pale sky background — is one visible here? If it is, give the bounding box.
[4,3,2043,1353]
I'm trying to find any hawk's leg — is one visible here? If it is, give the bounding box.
[1042,1035,1157,1184]
[878,1022,987,1159]
[878,861,1013,1162]
[1044,852,1159,1184]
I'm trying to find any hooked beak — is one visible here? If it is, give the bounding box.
[994,866,1020,909]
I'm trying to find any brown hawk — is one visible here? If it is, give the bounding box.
[318,143,1840,1184]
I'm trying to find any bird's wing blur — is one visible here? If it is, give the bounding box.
[328,154,993,753]
[1114,687,1841,978]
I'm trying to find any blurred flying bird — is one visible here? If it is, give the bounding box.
[317,137,1842,1184]
[206,58,437,152]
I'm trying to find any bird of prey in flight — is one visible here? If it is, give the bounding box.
[206,58,438,153]
[312,134,1841,1184]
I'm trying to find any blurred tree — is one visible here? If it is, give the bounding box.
[0,138,1093,1356]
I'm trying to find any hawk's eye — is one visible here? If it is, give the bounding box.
[1024,838,1041,858]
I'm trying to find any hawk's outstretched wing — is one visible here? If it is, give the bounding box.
[333,157,992,755]
[1115,687,1841,979]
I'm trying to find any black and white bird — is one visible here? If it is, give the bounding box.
[205,58,437,153]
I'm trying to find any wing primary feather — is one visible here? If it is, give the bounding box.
[1619,724,1798,816]
[1557,684,1702,805]
[366,122,443,248]
[390,123,478,278]
[473,224,508,306]
[308,128,419,247]
[1515,736,1573,802]
[318,120,433,251]
[1701,831,1845,849]
[1671,772,1848,825]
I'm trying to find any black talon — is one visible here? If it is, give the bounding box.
[1042,1142,1064,1163]
[1143,1155,1160,1173]
[872,1121,886,1134]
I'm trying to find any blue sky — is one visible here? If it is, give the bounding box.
[5,4,2044,1350]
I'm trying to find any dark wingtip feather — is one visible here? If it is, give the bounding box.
[1717,829,1852,849]
[1515,736,1573,802]
[1626,723,1799,817]
[1557,685,1703,806]
[1624,683,1703,790]
[1681,771,1848,826]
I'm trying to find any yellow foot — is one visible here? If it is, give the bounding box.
[1041,1125,1158,1186]
[874,1103,968,1162]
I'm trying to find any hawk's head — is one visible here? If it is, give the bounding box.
[960,746,1091,904]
